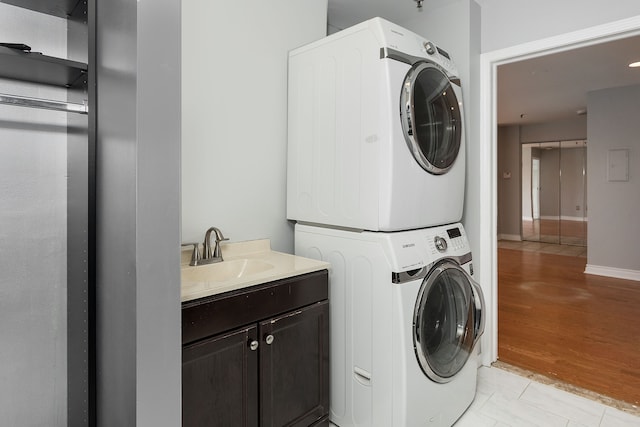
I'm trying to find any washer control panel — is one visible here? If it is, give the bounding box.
[386,222,471,272]
[427,225,467,255]
[446,226,467,251]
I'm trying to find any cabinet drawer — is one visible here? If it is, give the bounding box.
[182,270,328,345]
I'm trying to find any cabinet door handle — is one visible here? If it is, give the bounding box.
[265,334,274,345]
[249,340,259,351]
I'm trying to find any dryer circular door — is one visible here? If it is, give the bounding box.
[400,61,462,175]
[413,259,485,383]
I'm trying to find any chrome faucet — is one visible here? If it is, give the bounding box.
[202,227,228,264]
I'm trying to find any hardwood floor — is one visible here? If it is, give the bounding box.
[522,218,587,245]
[498,247,640,406]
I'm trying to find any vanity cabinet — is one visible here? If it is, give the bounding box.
[182,270,329,427]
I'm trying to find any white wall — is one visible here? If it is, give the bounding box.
[182,0,327,253]
[0,4,68,425]
[586,84,640,275]
[480,0,640,52]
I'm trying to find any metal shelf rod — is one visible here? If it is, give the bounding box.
[0,93,88,114]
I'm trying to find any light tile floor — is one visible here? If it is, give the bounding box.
[455,366,640,427]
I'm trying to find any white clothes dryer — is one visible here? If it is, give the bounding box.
[287,17,466,232]
[295,223,485,427]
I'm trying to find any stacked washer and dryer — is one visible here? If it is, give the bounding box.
[287,18,485,427]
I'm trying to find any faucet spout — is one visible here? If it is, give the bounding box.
[202,227,229,263]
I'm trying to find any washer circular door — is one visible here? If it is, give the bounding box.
[400,61,462,175]
[413,259,484,383]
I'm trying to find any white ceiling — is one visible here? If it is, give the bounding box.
[327,0,640,126]
[327,0,438,32]
[497,35,640,125]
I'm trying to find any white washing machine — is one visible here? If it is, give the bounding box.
[287,17,466,232]
[295,223,485,427]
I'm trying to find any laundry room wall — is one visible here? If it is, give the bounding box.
[586,84,640,278]
[479,0,640,53]
[0,5,68,424]
[181,0,327,253]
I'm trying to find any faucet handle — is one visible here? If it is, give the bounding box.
[181,242,202,266]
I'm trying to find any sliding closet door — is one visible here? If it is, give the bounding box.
[522,142,560,243]
[537,143,561,243]
[559,140,588,246]
[522,140,588,247]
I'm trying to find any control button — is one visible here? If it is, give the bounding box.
[434,236,447,252]
[423,41,436,55]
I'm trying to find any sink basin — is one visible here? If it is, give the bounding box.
[181,258,274,284]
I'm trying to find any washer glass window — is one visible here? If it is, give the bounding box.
[413,261,475,383]
[400,62,462,175]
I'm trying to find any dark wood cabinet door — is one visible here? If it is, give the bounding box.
[259,301,329,427]
[182,325,259,427]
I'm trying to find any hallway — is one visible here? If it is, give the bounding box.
[497,245,640,411]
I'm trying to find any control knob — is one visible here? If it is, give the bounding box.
[434,236,447,252]
[423,41,436,55]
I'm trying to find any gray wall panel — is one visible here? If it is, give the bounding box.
[95,0,137,422]
[497,125,521,238]
[136,0,182,424]
[587,84,640,271]
[96,0,181,424]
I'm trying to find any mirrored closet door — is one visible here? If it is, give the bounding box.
[521,140,587,246]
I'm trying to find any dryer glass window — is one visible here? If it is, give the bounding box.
[413,262,475,383]
[401,63,462,175]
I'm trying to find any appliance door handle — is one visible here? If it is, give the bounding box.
[470,277,486,348]
[354,366,372,386]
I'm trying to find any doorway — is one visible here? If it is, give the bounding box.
[479,15,640,370]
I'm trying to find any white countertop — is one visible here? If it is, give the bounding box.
[181,239,329,302]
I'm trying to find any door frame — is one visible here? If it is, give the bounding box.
[477,15,640,366]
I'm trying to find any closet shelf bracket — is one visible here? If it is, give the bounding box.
[0,93,88,114]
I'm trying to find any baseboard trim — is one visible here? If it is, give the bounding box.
[498,234,521,241]
[584,264,640,282]
[539,215,588,222]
